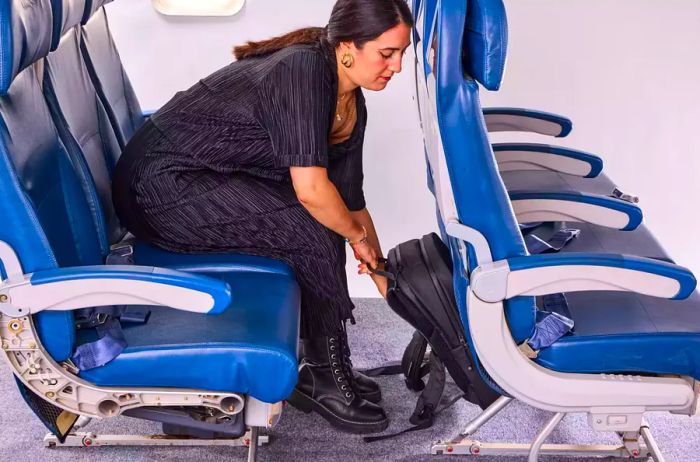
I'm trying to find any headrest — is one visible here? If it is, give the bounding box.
[81,0,113,24]
[50,0,87,49]
[463,0,508,91]
[0,0,54,95]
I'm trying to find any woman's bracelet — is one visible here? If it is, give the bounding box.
[345,225,368,246]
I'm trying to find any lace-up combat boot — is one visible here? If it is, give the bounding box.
[338,327,382,403]
[288,335,388,434]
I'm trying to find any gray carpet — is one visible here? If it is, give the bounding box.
[2,298,699,461]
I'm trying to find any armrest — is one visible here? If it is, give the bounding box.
[0,265,231,317]
[493,143,603,178]
[471,253,696,303]
[509,190,643,231]
[483,107,572,137]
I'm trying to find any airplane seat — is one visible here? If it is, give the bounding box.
[80,0,145,149]
[413,0,669,262]
[44,0,295,283]
[413,0,648,211]
[415,0,700,458]
[0,1,301,456]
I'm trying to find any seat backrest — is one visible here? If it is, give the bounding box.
[416,0,535,343]
[43,21,125,243]
[82,0,112,23]
[80,4,144,148]
[0,0,107,361]
[50,0,85,50]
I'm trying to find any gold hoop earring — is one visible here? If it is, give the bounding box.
[341,52,354,68]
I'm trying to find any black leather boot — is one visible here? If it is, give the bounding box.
[288,335,389,434]
[339,328,382,404]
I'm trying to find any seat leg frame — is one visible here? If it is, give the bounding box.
[1,313,245,419]
[43,428,269,450]
[432,399,666,461]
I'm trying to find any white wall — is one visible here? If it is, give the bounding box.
[107,0,700,297]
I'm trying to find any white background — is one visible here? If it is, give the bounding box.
[107,0,700,297]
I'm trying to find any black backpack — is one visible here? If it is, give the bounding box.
[364,233,500,440]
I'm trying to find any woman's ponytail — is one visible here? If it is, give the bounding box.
[233,27,326,60]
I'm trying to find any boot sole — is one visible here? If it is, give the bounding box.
[287,389,389,435]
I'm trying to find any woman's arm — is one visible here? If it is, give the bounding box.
[350,207,389,299]
[349,207,382,258]
[290,166,366,243]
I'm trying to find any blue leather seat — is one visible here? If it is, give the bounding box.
[0,0,301,413]
[414,0,624,201]
[537,289,700,378]
[80,0,144,149]
[44,0,292,278]
[80,268,301,403]
[418,0,700,382]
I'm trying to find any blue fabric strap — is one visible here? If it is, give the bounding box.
[528,311,575,350]
[71,318,127,370]
[72,241,148,370]
[524,228,580,255]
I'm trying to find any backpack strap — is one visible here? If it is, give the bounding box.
[364,352,464,443]
[359,330,430,391]
[409,351,446,426]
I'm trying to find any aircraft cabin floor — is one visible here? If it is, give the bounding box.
[2,298,700,461]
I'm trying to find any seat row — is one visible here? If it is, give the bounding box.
[411,0,700,459]
[0,0,302,456]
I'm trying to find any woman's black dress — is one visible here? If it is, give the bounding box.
[112,38,367,337]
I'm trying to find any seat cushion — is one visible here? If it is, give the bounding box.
[501,169,617,196]
[536,289,700,380]
[502,170,670,260]
[132,240,296,278]
[78,260,301,403]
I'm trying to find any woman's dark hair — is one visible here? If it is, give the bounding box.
[233,0,413,60]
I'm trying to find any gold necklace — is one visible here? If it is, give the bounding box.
[335,93,351,122]
[336,92,351,122]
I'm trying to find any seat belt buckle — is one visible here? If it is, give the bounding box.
[518,341,539,359]
[61,359,79,375]
[611,188,639,204]
[107,242,134,265]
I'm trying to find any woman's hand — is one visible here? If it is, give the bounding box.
[354,245,388,299]
[351,241,377,269]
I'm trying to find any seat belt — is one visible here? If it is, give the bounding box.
[610,187,639,203]
[518,225,578,357]
[71,240,150,370]
[524,228,580,254]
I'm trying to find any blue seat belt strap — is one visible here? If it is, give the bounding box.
[524,228,580,255]
[527,293,575,351]
[71,318,128,370]
[71,241,149,370]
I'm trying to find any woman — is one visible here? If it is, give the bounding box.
[112,0,413,434]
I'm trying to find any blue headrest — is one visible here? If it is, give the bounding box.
[0,0,54,95]
[50,0,87,49]
[82,0,113,24]
[464,0,508,91]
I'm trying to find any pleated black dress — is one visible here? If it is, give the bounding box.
[112,38,367,337]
